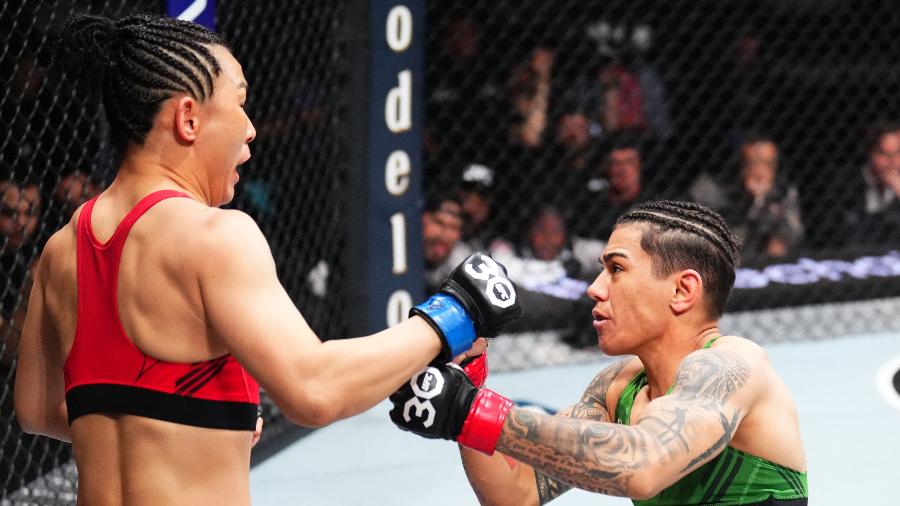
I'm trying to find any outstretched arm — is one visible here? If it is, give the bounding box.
[200,211,519,428]
[459,358,632,505]
[495,346,757,499]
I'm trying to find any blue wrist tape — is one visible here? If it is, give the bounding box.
[414,293,477,358]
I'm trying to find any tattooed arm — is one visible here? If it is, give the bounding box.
[494,345,760,500]
[458,358,634,505]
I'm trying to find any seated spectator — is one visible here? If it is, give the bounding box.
[0,177,42,365]
[421,194,593,344]
[459,163,497,249]
[489,205,601,347]
[816,122,900,248]
[54,169,99,214]
[548,110,599,175]
[564,135,649,240]
[422,192,472,293]
[511,205,605,285]
[691,135,803,260]
[559,50,646,140]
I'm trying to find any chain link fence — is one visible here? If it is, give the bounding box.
[422,0,900,370]
[3,0,900,503]
[0,0,349,502]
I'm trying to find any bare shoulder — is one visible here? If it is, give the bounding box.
[670,335,768,406]
[188,207,276,276]
[707,335,769,368]
[37,210,80,282]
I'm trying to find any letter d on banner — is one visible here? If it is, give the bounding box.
[166,0,215,30]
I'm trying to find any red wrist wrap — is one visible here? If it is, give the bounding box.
[456,388,514,455]
[462,353,488,388]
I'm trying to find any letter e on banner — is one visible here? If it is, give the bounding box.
[385,150,411,196]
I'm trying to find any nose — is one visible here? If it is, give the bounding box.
[586,271,609,302]
[245,119,257,144]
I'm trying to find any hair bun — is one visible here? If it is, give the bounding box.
[54,14,120,76]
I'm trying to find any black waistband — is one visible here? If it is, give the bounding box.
[66,384,258,431]
[745,498,808,506]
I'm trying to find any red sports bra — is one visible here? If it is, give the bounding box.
[63,190,260,430]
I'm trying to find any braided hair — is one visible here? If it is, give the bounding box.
[54,14,227,153]
[616,200,741,318]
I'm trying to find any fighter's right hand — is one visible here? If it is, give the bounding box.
[412,252,521,362]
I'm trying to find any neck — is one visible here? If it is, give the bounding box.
[110,148,210,205]
[636,326,720,399]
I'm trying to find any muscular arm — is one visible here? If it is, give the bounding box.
[199,211,445,427]
[14,242,71,441]
[494,347,757,500]
[460,358,631,505]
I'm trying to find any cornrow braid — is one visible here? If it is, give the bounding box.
[616,200,741,318]
[618,200,740,264]
[54,14,227,152]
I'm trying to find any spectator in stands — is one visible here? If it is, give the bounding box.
[421,194,594,344]
[0,177,42,365]
[860,123,900,215]
[517,205,604,282]
[54,169,99,213]
[627,23,673,140]
[560,41,647,141]
[564,135,649,240]
[38,169,100,250]
[537,109,604,228]
[550,110,598,174]
[843,123,900,245]
[457,163,506,250]
[422,193,472,293]
[805,122,900,248]
[506,44,555,150]
[690,135,802,260]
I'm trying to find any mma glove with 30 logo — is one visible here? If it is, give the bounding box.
[412,252,522,362]
[389,362,513,455]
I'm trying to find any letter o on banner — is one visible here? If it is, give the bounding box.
[386,290,413,327]
[386,5,413,51]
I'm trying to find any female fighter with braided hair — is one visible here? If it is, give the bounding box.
[14,14,519,504]
[391,200,808,505]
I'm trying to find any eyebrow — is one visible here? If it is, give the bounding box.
[238,80,248,90]
[600,251,629,264]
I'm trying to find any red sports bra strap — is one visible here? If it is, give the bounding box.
[80,190,191,249]
[115,190,191,242]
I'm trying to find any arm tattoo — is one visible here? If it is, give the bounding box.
[533,359,629,503]
[670,349,748,473]
[500,351,751,498]
[670,349,749,404]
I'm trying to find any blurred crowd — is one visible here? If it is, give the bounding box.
[2,2,900,358]
[421,2,900,343]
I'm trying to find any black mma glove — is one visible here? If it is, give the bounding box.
[389,362,513,455]
[412,252,522,361]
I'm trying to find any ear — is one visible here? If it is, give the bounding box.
[670,269,703,315]
[173,96,199,143]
